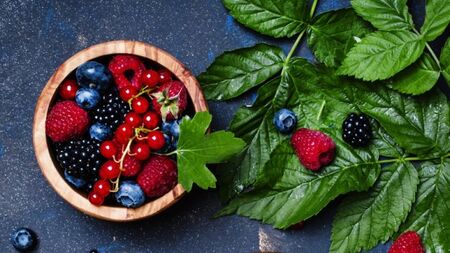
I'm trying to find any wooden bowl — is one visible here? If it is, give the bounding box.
[33,40,208,221]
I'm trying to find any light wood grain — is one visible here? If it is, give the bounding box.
[33,40,208,221]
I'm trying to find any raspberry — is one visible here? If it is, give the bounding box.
[122,154,142,177]
[46,101,90,142]
[152,81,187,121]
[108,55,145,90]
[291,128,336,171]
[342,113,372,147]
[388,231,424,253]
[137,155,177,198]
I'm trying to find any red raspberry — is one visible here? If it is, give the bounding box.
[152,81,187,121]
[137,155,177,198]
[108,55,145,90]
[388,231,424,253]
[121,154,142,177]
[291,128,336,171]
[46,101,90,142]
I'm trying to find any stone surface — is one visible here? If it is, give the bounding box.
[0,0,448,252]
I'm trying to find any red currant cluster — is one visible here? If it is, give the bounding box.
[87,69,173,206]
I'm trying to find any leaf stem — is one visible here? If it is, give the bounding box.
[310,0,319,18]
[425,42,441,69]
[284,30,306,67]
[316,100,326,121]
[377,152,450,165]
[411,27,441,69]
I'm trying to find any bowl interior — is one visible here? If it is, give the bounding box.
[33,40,208,221]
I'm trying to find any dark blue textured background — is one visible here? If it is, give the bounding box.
[0,0,447,252]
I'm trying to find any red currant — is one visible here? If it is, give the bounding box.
[119,86,138,101]
[141,69,160,87]
[115,123,134,143]
[59,80,78,100]
[93,179,111,197]
[88,191,104,206]
[142,111,160,129]
[146,131,166,150]
[124,112,143,128]
[99,160,120,179]
[132,97,150,114]
[100,141,117,159]
[158,69,172,83]
[131,141,151,160]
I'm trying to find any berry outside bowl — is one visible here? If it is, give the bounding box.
[32,40,208,222]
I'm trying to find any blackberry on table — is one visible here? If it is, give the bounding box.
[55,139,104,181]
[342,113,373,147]
[91,89,130,131]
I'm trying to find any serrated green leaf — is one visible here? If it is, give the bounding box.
[177,112,246,191]
[337,30,426,81]
[217,74,289,201]
[441,38,450,86]
[307,8,374,68]
[330,162,419,253]
[222,0,309,38]
[216,137,380,229]
[198,44,285,101]
[356,87,450,157]
[399,159,450,253]
[387,53,441,95]
[372,121,405,158]
[421,0,450,41]
[351,0,413,31]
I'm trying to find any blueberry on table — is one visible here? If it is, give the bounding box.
[273,108,297,134]
[89,250,99,253]
[342,113,373,147]
[10,228,37,252]
[76,61,112,93]
[115,181,146,208]
[75,88,101,110]
[89,123,112,142]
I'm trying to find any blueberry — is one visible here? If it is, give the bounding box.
[115,181,145,208]
[76,61,112,92]
[10,228,37,252]
[273,108,297,134]
[89,123,112,141]
[64,169,87,189]
[75,88,101,110]
[89,249,99,253]
[162,119,180,138]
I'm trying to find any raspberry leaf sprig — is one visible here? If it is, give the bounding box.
[197,0,450,252]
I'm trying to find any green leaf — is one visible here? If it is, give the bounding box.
[441,38,450,86]
[421,0,450,41]
[337,30,426,81]
[198,44,285,100]
[372,121,405,158]
[351,0,413,31]
[222,0,309,38]
[307,8,374,68]
[399,159,450,253]
[356,87,450,157]
[330,162,419,253]
[216,138,380,229]
[217,75,289,201]
[387,53,441,95]
[177,112,246,191]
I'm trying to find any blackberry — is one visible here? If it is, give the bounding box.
[55,139,104,181]
[91,89,130,131]
[342,113,373,147]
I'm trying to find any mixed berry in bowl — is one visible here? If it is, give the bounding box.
[45,54,190,208]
